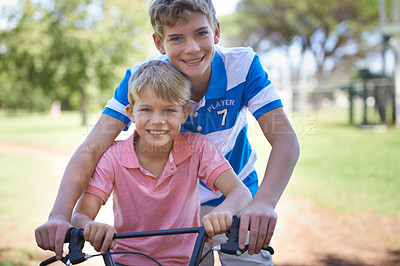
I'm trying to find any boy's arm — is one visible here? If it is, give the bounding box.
[72,193,116,253]
[238,107,300,254]
[201,169,252,240]
[35,114,126,259]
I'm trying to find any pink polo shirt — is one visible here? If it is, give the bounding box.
[85,131,232,265]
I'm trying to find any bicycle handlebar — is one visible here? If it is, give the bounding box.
[39,216,274,266]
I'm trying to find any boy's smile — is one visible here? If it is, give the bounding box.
[153,12,220,96]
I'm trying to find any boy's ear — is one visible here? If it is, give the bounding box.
[153,33,166,55]
[181,104,190,124]
[214,22,221,44]
[126,105,135,123]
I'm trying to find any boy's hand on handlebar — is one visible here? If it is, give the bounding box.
[34,218,71,260]
[83,222,116,253]
[201,211,232,244]
[238,201,277,255]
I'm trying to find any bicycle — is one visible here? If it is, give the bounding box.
[40,216,274,266]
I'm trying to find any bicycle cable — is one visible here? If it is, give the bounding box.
[199,249,213,264]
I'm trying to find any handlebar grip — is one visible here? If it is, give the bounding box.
[39,256,57,266]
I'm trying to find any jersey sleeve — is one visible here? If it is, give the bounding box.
[244,55,283,119]
[196,135,232,191]
[85,151,115,205]
[102,69,132,130]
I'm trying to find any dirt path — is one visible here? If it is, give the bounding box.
[273,194,400,265]
[1,142,399,265]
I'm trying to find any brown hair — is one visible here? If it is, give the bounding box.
[149,0,218,40]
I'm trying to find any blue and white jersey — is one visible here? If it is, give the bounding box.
[103,45,282,206]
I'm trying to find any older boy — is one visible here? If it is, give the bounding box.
[35,0,299,265]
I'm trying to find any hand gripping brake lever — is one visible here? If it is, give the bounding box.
[213,216,274,256]
[39,228,91,266]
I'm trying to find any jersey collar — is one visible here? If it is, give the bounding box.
[205,50,227,100]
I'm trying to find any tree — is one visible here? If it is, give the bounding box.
[221,0,379,109]
[0,0,153,124]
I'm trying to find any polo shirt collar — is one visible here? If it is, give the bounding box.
[205,50,227,100]
[121,133,140,169]
[171,133,193,164]
[121,131,193,168]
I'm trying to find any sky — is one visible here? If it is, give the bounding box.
[213,0,239,17]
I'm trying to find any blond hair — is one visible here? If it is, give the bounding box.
[149,0,218,40]
[128,60,191,107]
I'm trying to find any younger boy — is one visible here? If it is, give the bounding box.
[71,60,252,265]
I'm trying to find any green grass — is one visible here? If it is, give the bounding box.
[0,111,91,148]
[0,152,59,220]
[0,112,88,265]
[287,108,400,216]
[0,151,59,265]
[249,108,400,217]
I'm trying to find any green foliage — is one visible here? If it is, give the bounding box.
[222,0,379,80]
[0,0,154,122]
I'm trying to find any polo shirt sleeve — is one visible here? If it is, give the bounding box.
[197,136,232,191]
[243,55,283,119]
[85,152,115,205]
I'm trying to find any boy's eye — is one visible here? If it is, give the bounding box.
[140,108,152,112]
[198,31,207,37]
[169,36,182,42]
[165,109,176,113]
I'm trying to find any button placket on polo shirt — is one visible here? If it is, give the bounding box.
[153,161,178,192]
[138,167,159,184]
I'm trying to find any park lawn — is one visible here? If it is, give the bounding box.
[0,111,91,149]
[287,108,400,217]
[0,112,86,265]
[249,108,400,217]
[0,151,63,266]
